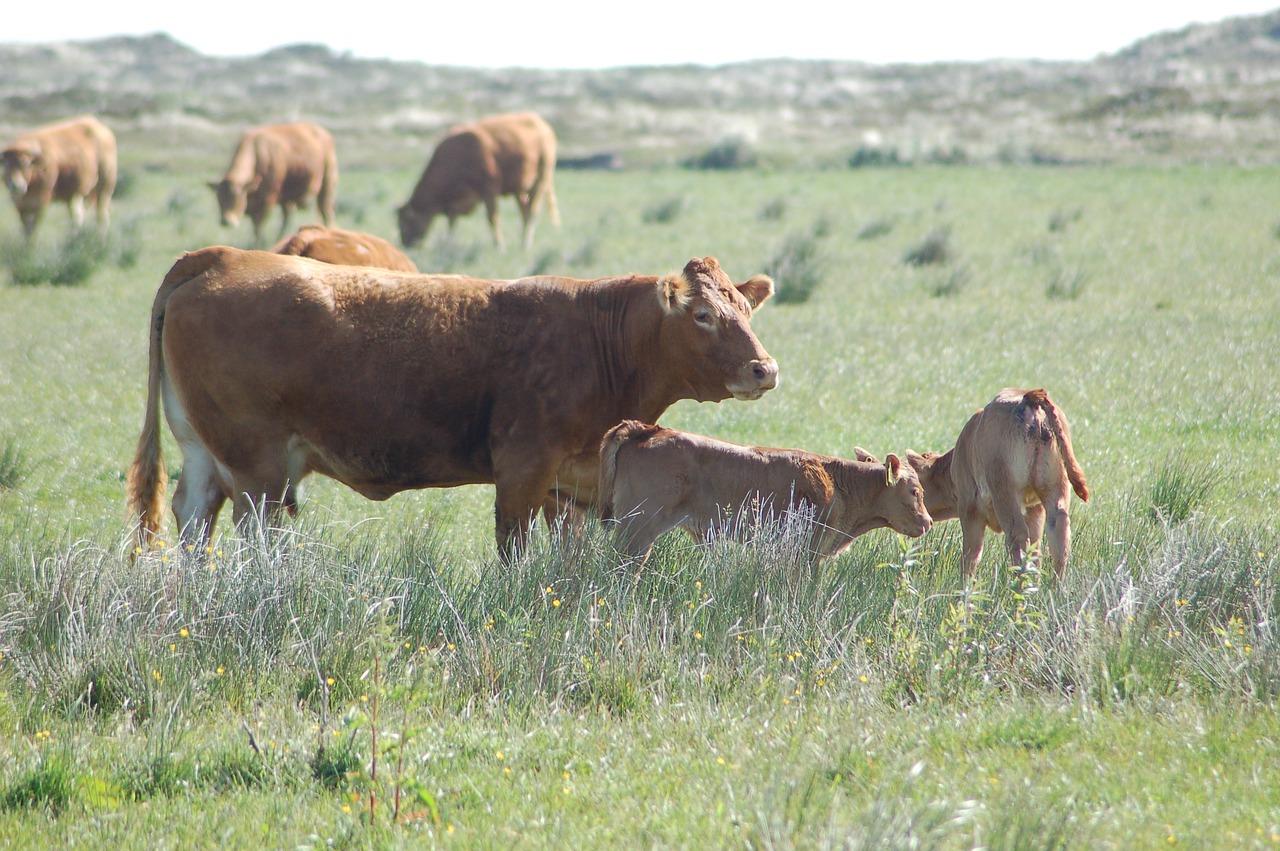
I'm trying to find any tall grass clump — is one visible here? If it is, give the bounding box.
[0,438,32,490]
[1046,264,1089,300]
[1146,453,1224,524]
[758,198,788,221]
[642,195,690,224]
[902,226,953,267]
[856,216,895,241]
[764,232,824,305]
[1047,207,1083,232]
[932,262,971,298]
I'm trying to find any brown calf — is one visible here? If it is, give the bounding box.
[599,421,932,563]
[889,388,1089,579]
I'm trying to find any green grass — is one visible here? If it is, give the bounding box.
[0,163,1279,846]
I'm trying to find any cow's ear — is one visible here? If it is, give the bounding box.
[905,450,927,470]
[659,271,691,314]
[737,274,774,310]
[885,453,902,486]
[853,446,879,464]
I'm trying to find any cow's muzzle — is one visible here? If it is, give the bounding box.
[729,358,779,401]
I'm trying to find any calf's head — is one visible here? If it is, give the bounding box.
[655,257,779,402]
[878,454,933,537]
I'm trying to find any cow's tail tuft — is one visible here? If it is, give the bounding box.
[1025,389,1090,502]
[597,420,660,521]
[126,249,222,553]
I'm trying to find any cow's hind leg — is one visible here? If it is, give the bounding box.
[959,509,988,581]
[1039,485,1073,579]
[992,489,1032,572]
[162,382,229,548]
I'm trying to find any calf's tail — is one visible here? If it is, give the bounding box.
[597,419,660,521]
[1024,388,1089,502]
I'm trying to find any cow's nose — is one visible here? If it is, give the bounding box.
[752,358,779,388]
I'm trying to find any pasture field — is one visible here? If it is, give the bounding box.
[0,162,1277,847]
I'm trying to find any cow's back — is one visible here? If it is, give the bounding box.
[160,248,556,491]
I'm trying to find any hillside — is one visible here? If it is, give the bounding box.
[3,10,1280,169]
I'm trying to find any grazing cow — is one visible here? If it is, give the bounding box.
[397,111,559,250]
[2,115,117,241]
[598,421,932,563]
[209,122,338,247]
[876,388,1089,579]
[127,249,777,558]
[271,225,417,272]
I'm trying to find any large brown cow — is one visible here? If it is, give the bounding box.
[397,112,558,251]
[2,115,117,241]
[874,388,1089,579]
[598,421,932,563]
[127,249,777,557]
[271,225,417,272]
[209,122,338,247]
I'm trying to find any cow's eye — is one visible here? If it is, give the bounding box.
[694,310,714,326]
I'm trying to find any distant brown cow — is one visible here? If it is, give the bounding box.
[271,225,417,272]
[2,115,116,241]
[397,111,558,250]
[127,250,776,558]
[598,421,932,563]
[888,388,1089,579]
[209,122,338,247]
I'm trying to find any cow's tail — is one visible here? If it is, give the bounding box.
[125,248,222,552]
[1024,388,1089,502]
[597,420,660,521]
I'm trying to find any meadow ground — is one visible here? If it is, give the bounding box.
[0,163,1276,847]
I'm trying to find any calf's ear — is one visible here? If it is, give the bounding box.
[884,453,902,486]
[737,274,774,310]
[853,446,879,463]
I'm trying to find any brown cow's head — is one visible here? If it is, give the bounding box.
[397,203,433,248]
[1,145,39,196]
[878,454,933,537]
[208,176,261,227]
[656,257,778,403]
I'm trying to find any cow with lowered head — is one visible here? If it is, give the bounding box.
[209,122,338,247]
[398,111,558,251]
[2,115,116,242]
[128,250,777,558]
[598,421,932,564]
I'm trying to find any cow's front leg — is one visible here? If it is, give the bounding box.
[492,458,560,562]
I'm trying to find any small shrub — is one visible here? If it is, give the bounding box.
[932,262,971,298]
[685,140,757,170]
[1148,455,1223,524]
[848,147,903,168]
[1047,265,1089,300]
[902,227,953,267]
[642,196,690,224]
[5,230,109,286]
[856,217,895,241]
[765,233,824,305]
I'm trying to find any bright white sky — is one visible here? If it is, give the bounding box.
[9,1,1280,68]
